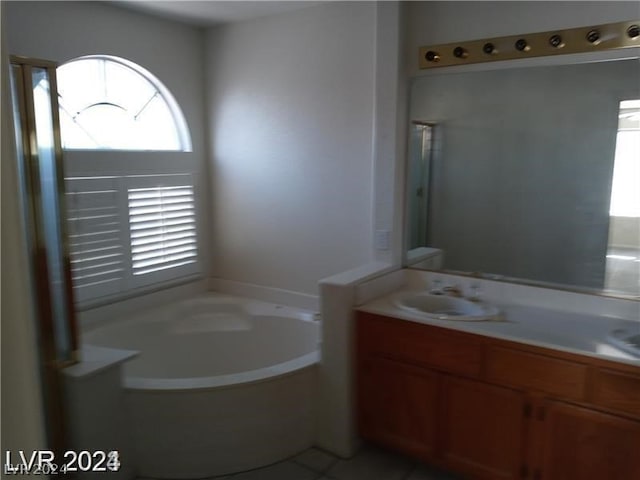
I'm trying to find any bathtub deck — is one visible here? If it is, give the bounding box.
[138,444,460,480]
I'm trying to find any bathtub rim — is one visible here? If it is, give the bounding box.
[81,292,321,392]
[83,292,321,336]
[123,350,319,392]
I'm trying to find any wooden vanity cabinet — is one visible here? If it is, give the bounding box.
[536,400,640,480]
[440,376,527,479]
[356,311,640,480]
[358,356,439,459]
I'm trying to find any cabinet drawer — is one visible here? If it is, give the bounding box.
[358,314,482,377]
[486,346,587,401]
[592,369,640,418]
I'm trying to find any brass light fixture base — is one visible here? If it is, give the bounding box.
[419,20,640,69]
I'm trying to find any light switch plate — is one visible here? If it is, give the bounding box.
[375,230,390,251]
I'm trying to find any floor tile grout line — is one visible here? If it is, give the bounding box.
[135,444,460,480]
[289,446,341,475]
[291,459,330,477]
[291,459,338,475]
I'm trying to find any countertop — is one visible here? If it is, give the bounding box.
[63,344,139,379]
[357,291,640,367]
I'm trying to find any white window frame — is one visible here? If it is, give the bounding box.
[56,55,192,152]
[56,55,201,309]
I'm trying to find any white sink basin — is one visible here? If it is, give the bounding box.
[393,292,501,322]
[607,328,640,357]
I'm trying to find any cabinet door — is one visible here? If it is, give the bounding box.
[441,376,527,480]
[538,400,640,480]
[358,355,438,460]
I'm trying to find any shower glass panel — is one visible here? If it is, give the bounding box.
[407,123,435,250]
[31,67,74,360]
[10,57,77,365]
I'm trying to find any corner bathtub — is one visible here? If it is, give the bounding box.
[83,294,320,479]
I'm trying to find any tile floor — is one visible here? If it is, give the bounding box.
[158,444,462,480]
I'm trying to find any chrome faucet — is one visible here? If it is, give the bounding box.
[442,285,463,297]
[429,280,463,297]
[429,279,482,302]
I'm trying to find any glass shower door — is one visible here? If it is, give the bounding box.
[33,66,76,360]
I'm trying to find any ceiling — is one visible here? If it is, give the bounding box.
[115,1,324,27]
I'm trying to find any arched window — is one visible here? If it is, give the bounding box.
[48,55,200,306]
[56,55,192,151]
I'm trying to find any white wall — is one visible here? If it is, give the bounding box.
[205,1,377,296]
[609,216,640,250]
[1,1,47,460]
[372,2,407,267]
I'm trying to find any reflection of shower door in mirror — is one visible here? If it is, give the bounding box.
[10,56,78,453]
[407,122,435,250]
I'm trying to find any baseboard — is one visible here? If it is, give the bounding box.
[208,278,320,312]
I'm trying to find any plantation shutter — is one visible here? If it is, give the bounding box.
[65,174,199,305]
[65,177,128,303]
[127,176,198,285]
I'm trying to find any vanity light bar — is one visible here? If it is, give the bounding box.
[419,20,640,69]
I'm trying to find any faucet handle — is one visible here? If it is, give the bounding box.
[430,279,443,294]
[442,284,463,297]
[469,283,482,302]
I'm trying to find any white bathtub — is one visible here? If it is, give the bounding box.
[84,294,320,479]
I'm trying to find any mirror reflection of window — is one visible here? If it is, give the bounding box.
[605,99,640,294]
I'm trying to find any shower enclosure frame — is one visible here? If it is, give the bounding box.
[10,55,79,453]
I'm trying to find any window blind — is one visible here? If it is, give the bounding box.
[65,174,199,305]
[128,184,198,276]
[65,177,127,303]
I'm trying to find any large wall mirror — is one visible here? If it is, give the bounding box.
[404,57,640,299]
